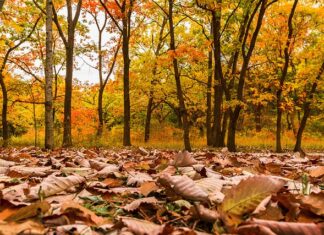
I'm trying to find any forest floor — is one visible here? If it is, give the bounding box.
[0,147,323,234]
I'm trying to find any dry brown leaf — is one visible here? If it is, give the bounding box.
[123,197,158,211]
[118,216,164,235]
[190,204,220,222]
[158,174,208,201]
[89,159,108,170]
[60,200,106,225]
[220,176,286,226]
[170,151,198,167]
[139,181,159,196]
[60,167,92,176]
[2,182,29,206]
[309,166,324,178]
[96,164,120,177]
[74,155,91,168]
[8,166,52,177]
[102,178,124,187]
[240,218,324,235]
[54,224,92,235]
[127,172,153,186]
[0,158,15,167]
[0,220,45,235]
[28,174,85,199]
[5,201,50,222]
[300,192,324,216]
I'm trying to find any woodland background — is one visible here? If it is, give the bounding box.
[0,0,323,152]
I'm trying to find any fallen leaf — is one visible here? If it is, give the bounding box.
[239,218,324,235]
[28,174,85,199]
[139,181,159,197]
[123,197,159,212]
[220,176,286,226]
[299,192,324,216]
[309,166,324,178]
[118,216,164,235]
[127,172,153,186]
[61,200,106,225]
[158,174,208,202]
[5,201,50,222]
[170,150,198,167]
[0,220,45,235]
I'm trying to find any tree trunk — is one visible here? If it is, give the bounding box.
[276,0,298,152]
[0,75,8,147]
[122,18,131,146]
[168,0,191,151]
[144,95,153,142]
[62,43,74,147]
[206,50,213,146]
[211,8,223,147]
[220,110,228,146]
[45,0,54,149]
[97,87,104,136]
[294,62,324,152]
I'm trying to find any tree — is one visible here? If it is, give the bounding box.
[167,0,192,151]
[226,0,273,151]
[0,2,40,146]
[45,0,54,149]
[294,62,323,152]
[275,0,298,152]
[100,0,135,146]
[49,0,83,147]
[83,1,121,137]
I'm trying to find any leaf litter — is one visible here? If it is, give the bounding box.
[0,147,322,234]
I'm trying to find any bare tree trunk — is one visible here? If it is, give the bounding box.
[220,110,228,146]
[33,102,37,147]
[294,62,324,152]
[206,49,213,146]
[168,0,191,151]
[62,42,74,147]
[276,0,298,152]
[144,95,153,142]
[0,76,8,147]
[211,6,224,148]
[122,14,131,146]
[97,87,104,136]
[45,0,54,149]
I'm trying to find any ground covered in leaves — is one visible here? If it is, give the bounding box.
[0,147,323,235]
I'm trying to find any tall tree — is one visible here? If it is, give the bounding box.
[100,0,135,146]
[167,0,192,151]
[276,0,298,152]
[84,1,121,137]
[45,0,54,149]
[0,5,40,146]
[294,62,324,152]
[227,0,272,151]
[52,0,83,147]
